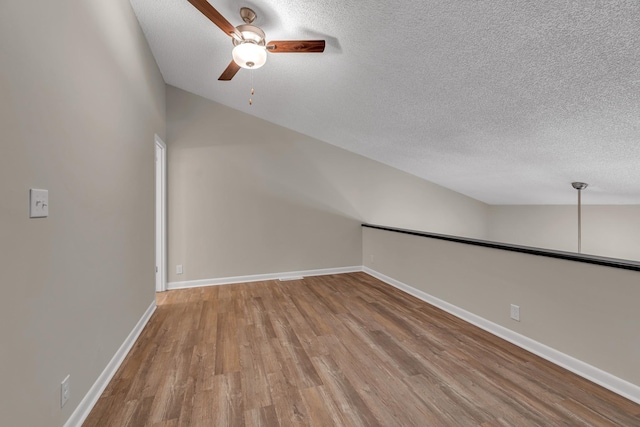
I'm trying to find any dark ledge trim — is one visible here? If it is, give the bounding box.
[362,224,640,272]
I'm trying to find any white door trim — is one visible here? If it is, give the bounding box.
[155,135,167,292]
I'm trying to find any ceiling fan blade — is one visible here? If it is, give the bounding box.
[218,60,241,81]
[266,40,325,53]
[186,0,242,40]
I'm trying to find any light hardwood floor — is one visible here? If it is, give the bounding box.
[84,272,640,426]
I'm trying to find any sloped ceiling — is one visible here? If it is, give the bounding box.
[130,0,640,204]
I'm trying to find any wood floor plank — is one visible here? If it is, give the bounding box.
[322,327,440,426]
[367,329,425,376]
[267,369,311,427]
[249,297,278,340]
[304,278,349,315]
[214,312,240,375]
[270,311,323,389]
[211,372,244,426]
[129,396,156,427]
[84,272,640,426]
[189,389,214,427]
[197,301,218,344]
[300,385,352,427]
[405,373,490,426]
[289,286,335,337]
[244,404,280,427]
[238,322,272,410]
[311,354,383,427]
[82,395,116,427]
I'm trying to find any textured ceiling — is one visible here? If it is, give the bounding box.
[130,0,640,204]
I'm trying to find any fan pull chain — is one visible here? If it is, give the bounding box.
[249,70,254,106]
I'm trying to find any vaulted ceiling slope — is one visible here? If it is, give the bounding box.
[130,0,640,205]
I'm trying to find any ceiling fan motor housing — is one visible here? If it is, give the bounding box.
[232,24,265,46]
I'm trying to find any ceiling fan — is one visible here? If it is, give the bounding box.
[186,0,326,81]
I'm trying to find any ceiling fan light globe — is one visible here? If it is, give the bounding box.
[232,43,267,69]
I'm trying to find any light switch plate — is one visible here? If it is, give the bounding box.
[30,188,49,218]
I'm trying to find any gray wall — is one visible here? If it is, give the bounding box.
[166,86,489,283]
[363,226,640,390]
[488,205,640,261]
[0,1,165,425]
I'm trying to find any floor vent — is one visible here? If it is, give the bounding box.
[278,276,304,281]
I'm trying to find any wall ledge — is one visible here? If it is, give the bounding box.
[363,223,640,272]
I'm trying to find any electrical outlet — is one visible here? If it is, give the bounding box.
[510,304,520,321]
[61,375,70,408]
[176,264,183,275]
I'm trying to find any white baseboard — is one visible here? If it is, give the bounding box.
[363,266,640,405]
[167,266,362,290]
[64,300,157,427]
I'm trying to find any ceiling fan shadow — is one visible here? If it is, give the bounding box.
[299,28,341,53]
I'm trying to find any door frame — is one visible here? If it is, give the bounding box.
[155,135,167,292]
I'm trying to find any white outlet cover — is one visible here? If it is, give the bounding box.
[29,188,49,218]
[176,264,183,274]
[61,375,70,408]
[510,304,520,321]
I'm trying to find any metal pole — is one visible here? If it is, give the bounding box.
[571,182,588,254]
[577,188,582,253]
